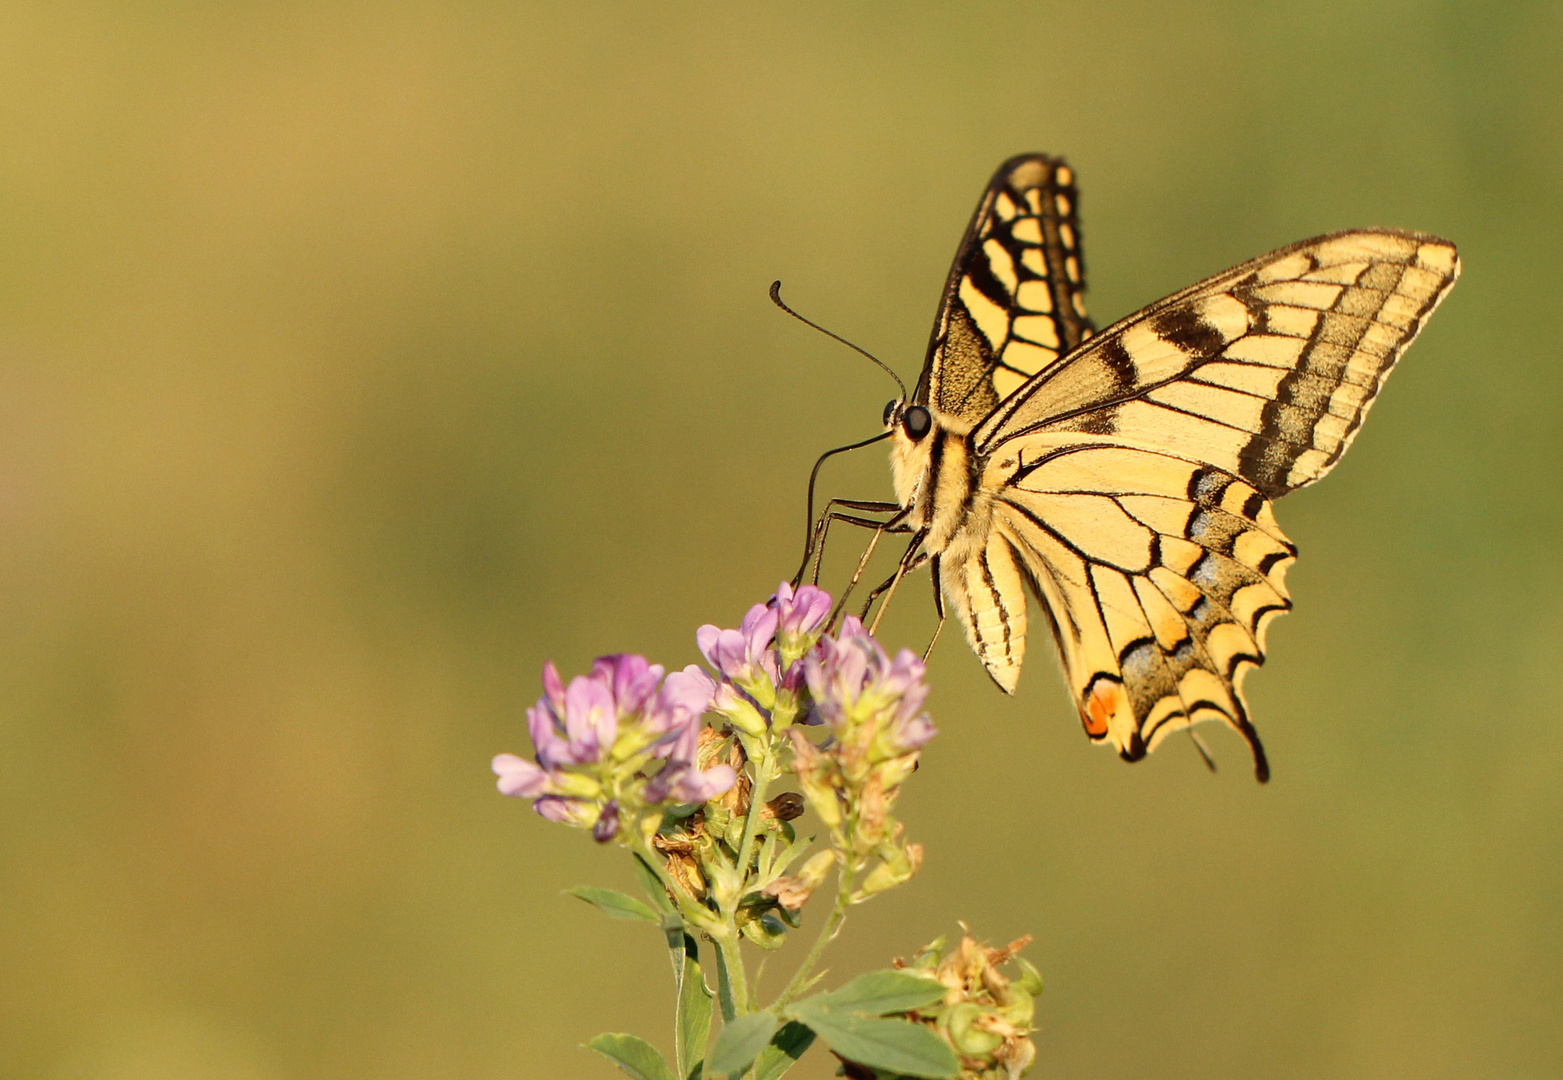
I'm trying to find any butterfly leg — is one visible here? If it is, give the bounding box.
[857,550,931,621]
[793,498,903,588]
[865,530,930,636]
[922,555,947,662]
[793,430,896,586]
[808,507,905,588]
[1184,727,1218,774]
[828,512,915,629]
[828,525,887,630]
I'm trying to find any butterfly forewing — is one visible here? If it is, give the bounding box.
[974,230,1461,497]
[919,154,1094,425]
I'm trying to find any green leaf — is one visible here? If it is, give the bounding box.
[711,944,738,1024]
[751,1021,816,1080]
[788,1008,958,1079]
[587,1033,679,1080]
[662,800,704,822]
[675,938,714,1080]
[633,854,677,916]
[567,886,660,923]
[664,920,688,984]
[706,1011,779,1078]
[814,969,947,1015]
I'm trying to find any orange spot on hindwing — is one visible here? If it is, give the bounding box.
[1082,678,1122,739]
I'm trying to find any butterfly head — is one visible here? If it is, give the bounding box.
[882,400,933,441]
[886,401,973,532]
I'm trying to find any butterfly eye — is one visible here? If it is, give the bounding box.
[882,400,898,427]
[902,405,932,441]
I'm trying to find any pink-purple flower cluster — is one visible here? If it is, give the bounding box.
[696,582,833,729]
[492,581,934,863]
[492,654,737,841]
[787,615,935,898]
[804,616,937,757]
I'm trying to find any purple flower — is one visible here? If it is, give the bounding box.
[645,666,718,746]
[788,616,935,887]
[528,658,648,769]
[644,759,738,805]
[696,583,836,732]
[773,582,833,651]
[534,794,598,827]
[643,665,736,804]
[593,654,663,718]
[804,617,936,755]
[696,600,780,688]
[492,752,549,798]
[593,800,621,843]
[495,654,736,835]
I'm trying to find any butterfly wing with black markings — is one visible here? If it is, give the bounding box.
[918,154,1095,425]
[964,436,1294,778]
[955,229,1458,776]
[974,230,1461,494]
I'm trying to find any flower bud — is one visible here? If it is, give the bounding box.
[592,800,621,843]
[773,582,832,665]
[550,771,603,800]
[797,849,836,886]
[853,840,922,901]
[1012,956,1044,998]
[798,771,843,829]
[854,860,901,899]
[713,684,769,737]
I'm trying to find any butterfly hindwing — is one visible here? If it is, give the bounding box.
[919,154,1095,425]
[984,439,1295,777]
[935,531,1031,695]
[973,230,1460,497]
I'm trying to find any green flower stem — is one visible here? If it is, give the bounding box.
[733,744,776,891]
[712,737,780,1018]
[769,857,856,1010]
[715,923,751,1015]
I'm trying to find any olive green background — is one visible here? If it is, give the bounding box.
[1,3,1558,1078]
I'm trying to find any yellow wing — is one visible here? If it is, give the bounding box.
[958,439,1296,779]
[918,154,1094,425]
[974,230,1460,497]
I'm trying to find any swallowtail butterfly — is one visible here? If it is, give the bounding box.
[809,154,1459,780]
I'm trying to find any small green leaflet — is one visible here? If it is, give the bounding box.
[786,1007,957,1079]
[811,969,947,1015]
[587,1033,678,1080]
[784,970,957,1080]
[751,1022,816,1080]
[705,1011,779,1078]
[567,886,660,923]
[675,936,713,1080]
[633,855,677,916]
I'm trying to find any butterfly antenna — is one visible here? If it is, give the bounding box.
[770,281,907,401]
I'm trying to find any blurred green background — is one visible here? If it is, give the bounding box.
[0,3,1558,1078]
